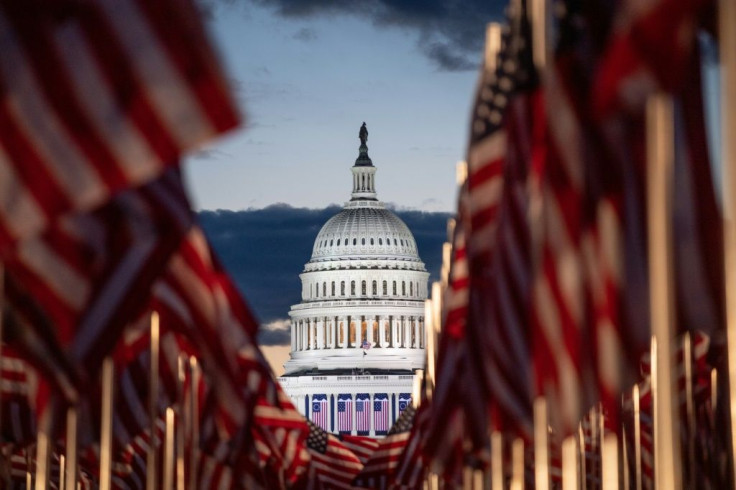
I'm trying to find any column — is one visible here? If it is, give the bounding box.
[317,317,324,349]
[291,321,296,351]
[366,316,374,345]
[355,317,362,348]
[312,318,318,349]
[419,319,425,348]
[334,317,339,348]
[341,316,348,348]
[413,317,420,348]
[379,316,387,347]
[302,320,308,350]
[404,317,411,348]
[391,316,399,347]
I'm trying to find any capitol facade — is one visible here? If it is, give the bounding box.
[279,124,429,437]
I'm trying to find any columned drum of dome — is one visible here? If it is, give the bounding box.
[279,124,429,437]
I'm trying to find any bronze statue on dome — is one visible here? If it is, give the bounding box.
[359,122,368,146]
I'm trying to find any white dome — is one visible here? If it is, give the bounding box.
[284,124,429,377]
[310,201,422,264]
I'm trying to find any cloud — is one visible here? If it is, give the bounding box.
[259,318,292,345]
[215,0,506,71]
[199,205,451,328]
[293,27,318,42]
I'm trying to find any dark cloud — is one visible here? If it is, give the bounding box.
[216,0,507,71]
[199,204,451,328]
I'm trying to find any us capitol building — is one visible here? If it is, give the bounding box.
[279,123,428,437]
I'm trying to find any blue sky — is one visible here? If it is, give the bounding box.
[184,1,504,212]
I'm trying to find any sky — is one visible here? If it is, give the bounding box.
[184,0,506,213]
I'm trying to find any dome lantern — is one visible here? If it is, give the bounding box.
[351,122,377,201]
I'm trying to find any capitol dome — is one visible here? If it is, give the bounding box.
[282,123,429,378]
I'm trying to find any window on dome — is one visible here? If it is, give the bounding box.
[361,281,366,295]
[351,281,356,296]
[370,238,374,245]
[400,239,404,246]
[341,281,345,296]
[353,238,357,246]
[331,281,335,296]
[323,282,326,297]
[362,238,365,245]
[402,281,406,295]
[394,239,397,245]
[410,282,413,296]
[393,281,397,295]
[330,240,333,246]
[372,280,377,295]
[383,281,387,295]
[337,239,340,246]
[315,285,319,298]
[379,238,382,245]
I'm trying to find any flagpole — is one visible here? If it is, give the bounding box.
[510,438,525,490]
[64,407,78,490]
[147,311,160,490]
[622,421,630,490]
[176,356,186,490]
[561,435,578,490]
[491,431,503,490]
[99,357,114,490]
[533,398,550,490]
[34,409,51,490]
[646,92,682,490]
[424,297,435,397]
[633,385,642,490]
[718,0,736,481]
[682,333,696,488]
[578,423,587,490]
[163,407,175,490]
[188,356,199,490]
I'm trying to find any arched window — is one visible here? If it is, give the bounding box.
[330,239,333,246]
[410,282,413,296]
[331,281,335,296]
[341,281,345,296]
[353,238,357,245]
[310,283,313,298]
[383,281,387,295]
[394,239,398,245]
[370,238,374,245]
[362,238,365,245]
[378,238,382,245]
[372,280,377,295]
[323,282,326,297]
[337,239,340,246]
[351,281,356,296]
[402,281,406,295]
[361,281,366,295]
[393,281,397,295]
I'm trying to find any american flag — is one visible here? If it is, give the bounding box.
[337,395,353,434]
[339,435,379,466]
[0,347,37,446]
[355,395,370,435]
[311,394,329,431]
[304,420,364,490]
[397,394,411,416]
[5,168,192,405]
[373,394,389,435]
[0,0,239,254]
[354,404,417,489]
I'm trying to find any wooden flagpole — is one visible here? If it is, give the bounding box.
[600,410,619,490]
[64,407,78,490]
[682,333,696,489]
[561,435,578,490]
[99,357,114,490]
[146,311,160,490]
[646,92,681,490]
[491,431,504,490]
[622,421,630,490]
[59,455,65,490]
[176,357,185,490]
[34,410,51,490]
[188,356,199,490]
[510,438,525,490]
[533,398,550,490]
[633,384,642,490]
[163,407,175,490]
[718,0,736,482]
[578,423,587,490]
